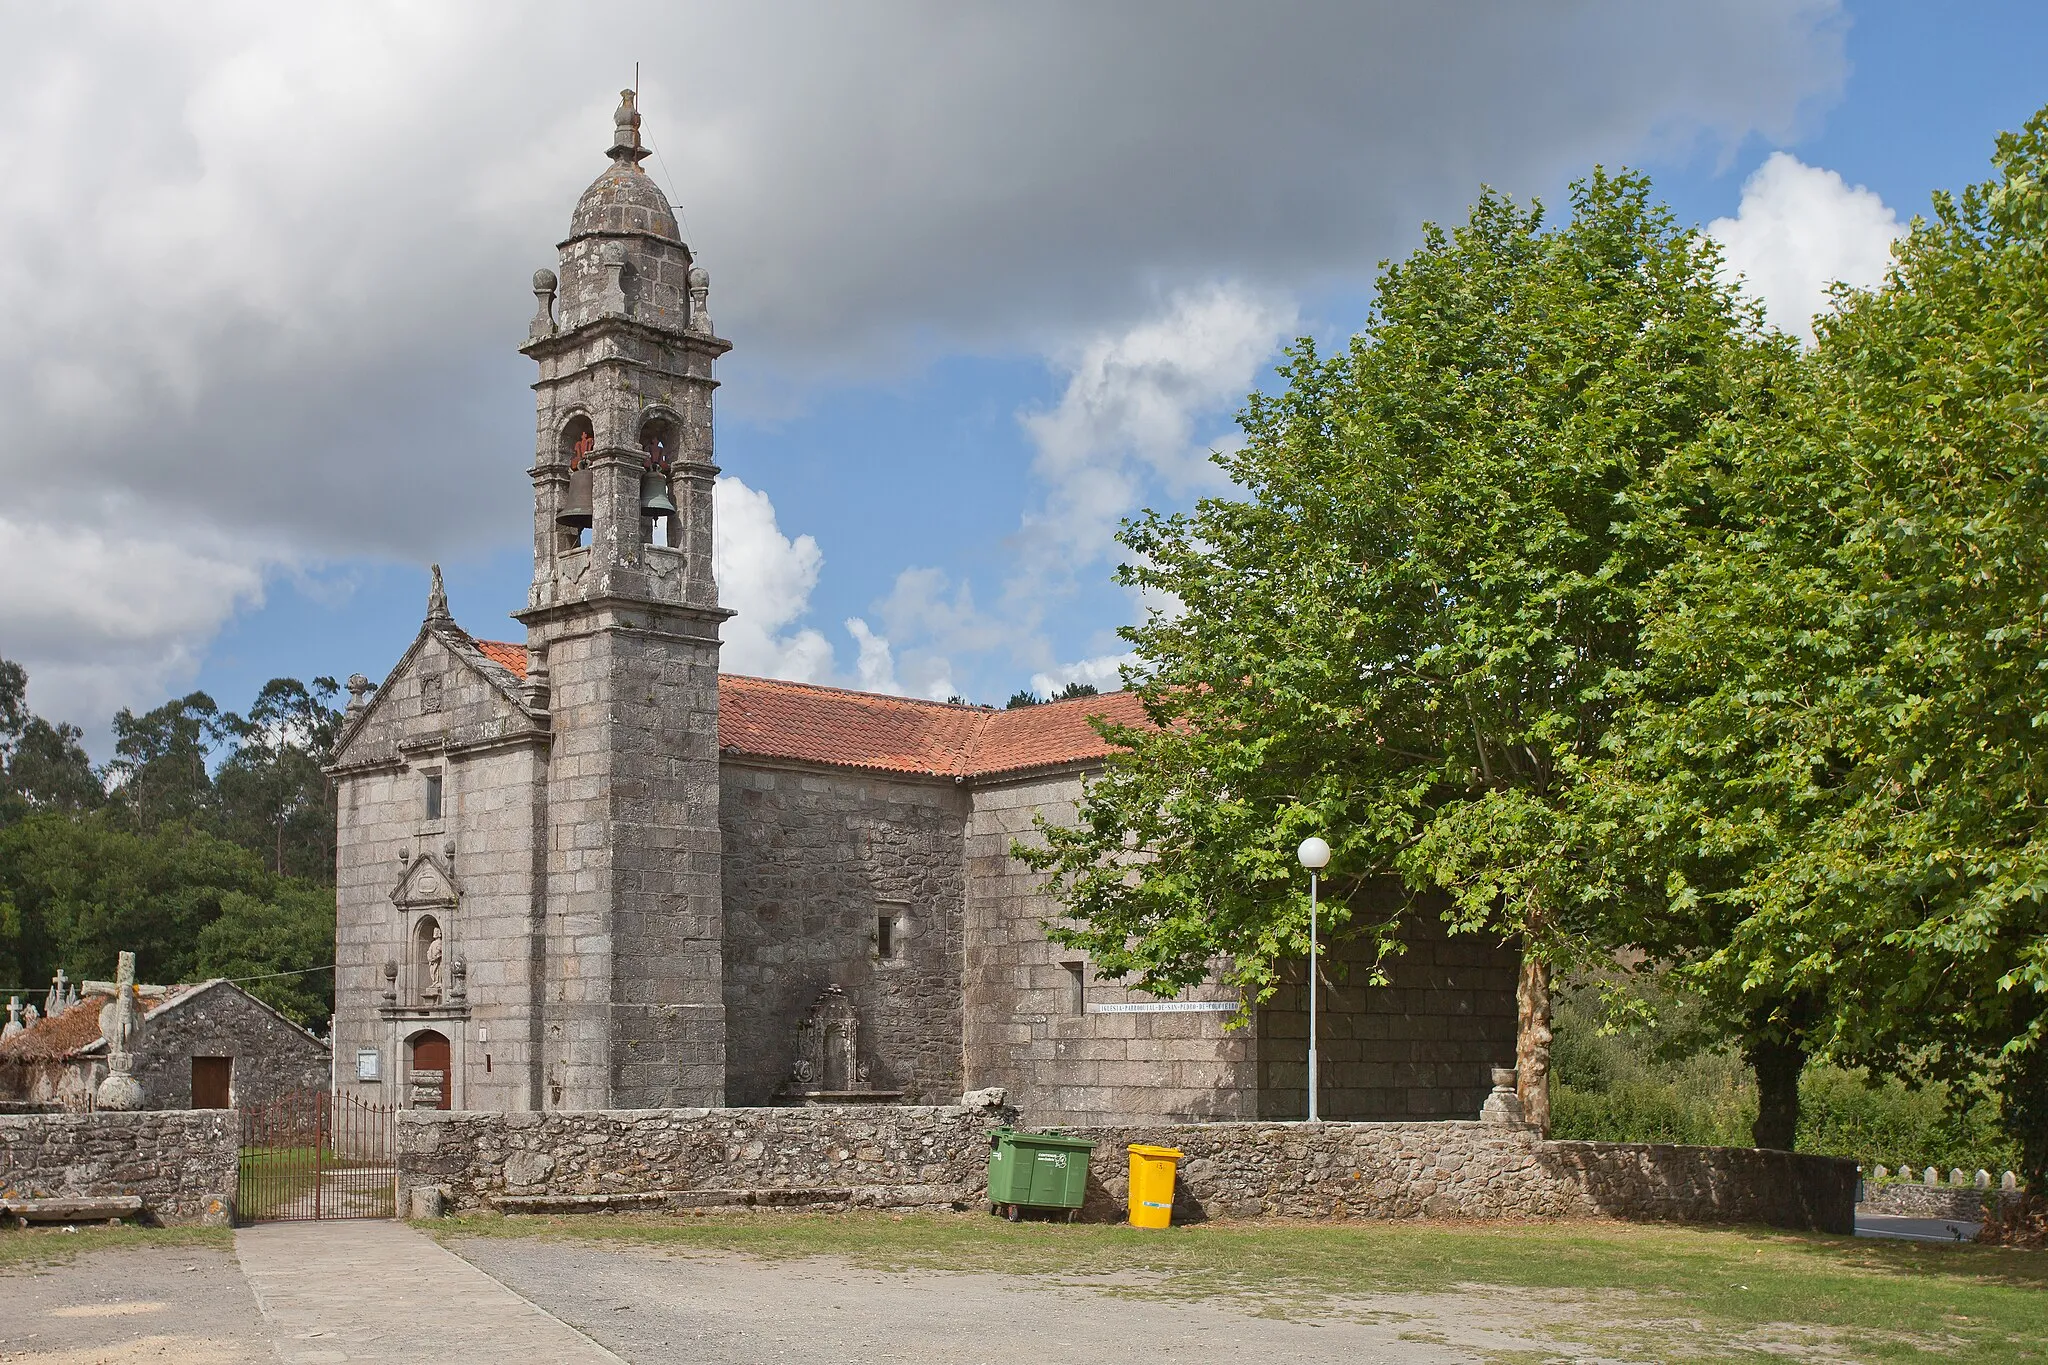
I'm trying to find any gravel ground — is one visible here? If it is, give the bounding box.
[0,1245,272,1365]
[448,1235,1571,1363]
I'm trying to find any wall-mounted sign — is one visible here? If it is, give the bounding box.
[356,1047,381,1081]
[1088,1001,1241,1014]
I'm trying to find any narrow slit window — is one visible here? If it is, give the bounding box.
[876,912,895,960]
[1064,960,1086,1014]
[423,772,443,821]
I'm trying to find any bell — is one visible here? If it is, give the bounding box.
[640,467,677,519]
[556,462,593,531]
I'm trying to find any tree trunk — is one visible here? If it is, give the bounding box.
[1745,1035,1806,1151]
[1516,953,1552,1135]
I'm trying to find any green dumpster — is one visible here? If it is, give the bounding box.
[986,1128,1094,1221]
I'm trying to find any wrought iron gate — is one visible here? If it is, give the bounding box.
[238,1089,396,1222]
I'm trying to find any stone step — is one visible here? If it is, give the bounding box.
[2,1194,145,1225]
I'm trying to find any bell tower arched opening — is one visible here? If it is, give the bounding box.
[639,414,678,546]
[555,415,595,549]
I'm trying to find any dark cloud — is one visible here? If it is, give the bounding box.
[0,1,1844,717]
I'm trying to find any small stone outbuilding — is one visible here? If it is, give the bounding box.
[0,977,330,1112]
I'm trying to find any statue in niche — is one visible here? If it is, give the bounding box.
[421,925,445,1003]
[778,985,901,1106]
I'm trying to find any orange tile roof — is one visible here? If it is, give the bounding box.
[967,689,1151,776]
[718,674,1149,778]
[475,639,529,678]
[472,641,1147,778]
[0,995,112,1062]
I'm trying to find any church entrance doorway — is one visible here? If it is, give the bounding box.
[237,1088,395,1222]
[408,1030,452,1111]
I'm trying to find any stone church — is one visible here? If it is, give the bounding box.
[329,92,1518,1126]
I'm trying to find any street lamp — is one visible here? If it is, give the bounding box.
[1296,835,1331,1123]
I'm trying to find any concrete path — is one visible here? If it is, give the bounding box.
[1855,1212,1983,1243]
[449,1236,1566,1364]
[234,1222,623,1364]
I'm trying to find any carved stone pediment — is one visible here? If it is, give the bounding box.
[389,854,459,910]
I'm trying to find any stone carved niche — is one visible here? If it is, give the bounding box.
[778,985,902,1106]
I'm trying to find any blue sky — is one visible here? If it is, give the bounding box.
[5,2,2045,750]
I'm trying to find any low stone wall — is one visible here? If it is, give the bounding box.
[397,1105,1000,1214]
[1064,1124,1854,1232]
[1859,1180,2017,1221]
[0,1111,238,1225]
[399,1105,1854,1232]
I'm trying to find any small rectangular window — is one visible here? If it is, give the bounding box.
[423,772,443,821]
[876,912,895,960]
[1063,960,1086,1015]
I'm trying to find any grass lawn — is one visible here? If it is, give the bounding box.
[0,1223,232,1272]
[438,1210,2048,1363]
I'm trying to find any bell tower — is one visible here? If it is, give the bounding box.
[516,89,730,1108]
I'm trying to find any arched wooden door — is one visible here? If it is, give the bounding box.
[408,1030,451,1111]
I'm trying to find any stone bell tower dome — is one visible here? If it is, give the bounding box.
[514,89,731,1109]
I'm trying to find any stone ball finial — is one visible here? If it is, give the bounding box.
[687,264,708,289]
[532,267,558,293]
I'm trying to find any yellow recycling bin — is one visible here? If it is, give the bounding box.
[1126,1143,1183,1228]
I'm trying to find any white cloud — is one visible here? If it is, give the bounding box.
[1709,151,1904,343]
[856,287,1294,699]
[0,514,273,731]
[844,618,903,696]
[1018,284,1297,574]
[1030,653,1138,701]
[712,476,834,682]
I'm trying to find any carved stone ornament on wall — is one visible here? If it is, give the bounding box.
[389,853,460,911]
[777,985,902,1106]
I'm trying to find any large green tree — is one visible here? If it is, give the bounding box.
[1024,171,1774,1129]
[1596,107,2048,1185]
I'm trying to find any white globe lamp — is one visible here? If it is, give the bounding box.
[1296,835,1331,1121]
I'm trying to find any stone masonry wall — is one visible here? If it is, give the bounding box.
[1859,1179,2018,1220]
[721,761,968,1106]
[333,627,550,1114]
[1065,1124,1852,1231]
[130,984,329,1110]
[1256,900,1520,1121]
[0,1111,238,1225]
[399,1106,1853,1232]
[965,771,1258,1126]
[397,1104,995,1213]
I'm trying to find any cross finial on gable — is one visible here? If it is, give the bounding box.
[427,564,450,621]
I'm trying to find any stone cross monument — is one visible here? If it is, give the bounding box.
[94,951,146,1111]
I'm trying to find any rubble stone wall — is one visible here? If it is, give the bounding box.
[721,761,969,1106]
[0,1111,238,1225]
[397,1105,1854,1232]
[1859,1179,2015,1220]
[397,1104,999,1213]
[1065,1124,1853,1231]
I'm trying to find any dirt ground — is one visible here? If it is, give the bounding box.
[447,1235,1583,1363]
[0,1246,271,1365]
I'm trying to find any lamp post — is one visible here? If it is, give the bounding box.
[1297,835,1331,1123]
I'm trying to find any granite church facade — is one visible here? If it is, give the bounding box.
[328,92,1519,1127]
